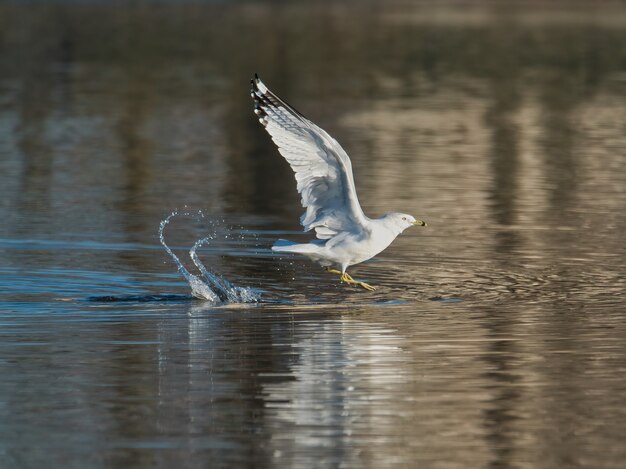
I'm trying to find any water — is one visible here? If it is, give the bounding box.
[1,2,625,467]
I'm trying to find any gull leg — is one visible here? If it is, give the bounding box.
[327,268,354,282]
[325,267,343,275]
[340,272,376,291]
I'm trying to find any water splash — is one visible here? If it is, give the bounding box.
[189,237,258,303]
[159,211,259,303]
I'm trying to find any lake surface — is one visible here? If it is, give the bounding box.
[1,2,625,468]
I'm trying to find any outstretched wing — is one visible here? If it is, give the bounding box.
[251,74,368,239]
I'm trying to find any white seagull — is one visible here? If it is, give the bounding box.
[251,74,426,291]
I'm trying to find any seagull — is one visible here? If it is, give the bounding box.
[251,74,426,291]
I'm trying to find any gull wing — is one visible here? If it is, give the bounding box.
[251,74,368,239]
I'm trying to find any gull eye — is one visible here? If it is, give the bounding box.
[402,217,406,221]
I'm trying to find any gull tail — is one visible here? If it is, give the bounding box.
[272,239,319,254]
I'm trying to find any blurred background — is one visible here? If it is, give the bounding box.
[0,1,625,468]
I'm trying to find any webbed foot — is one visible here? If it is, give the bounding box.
[340,272,377,291]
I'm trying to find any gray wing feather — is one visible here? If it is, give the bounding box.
[251,75,368,239]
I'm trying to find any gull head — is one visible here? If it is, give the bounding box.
[383,212,427,235]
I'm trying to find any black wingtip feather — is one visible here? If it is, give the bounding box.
[251,76,268,127]
[250,73,307,127]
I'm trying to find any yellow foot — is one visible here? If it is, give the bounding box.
[358,281,377,292]
[340,272,377,291]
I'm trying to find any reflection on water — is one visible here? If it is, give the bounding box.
[0,2,625,468]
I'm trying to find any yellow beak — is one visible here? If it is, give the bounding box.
[412,219,427,227]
